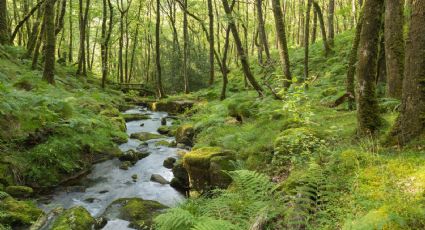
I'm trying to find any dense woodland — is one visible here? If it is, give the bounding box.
[0,0,424,229]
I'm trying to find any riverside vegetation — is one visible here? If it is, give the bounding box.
[1,0,425,229]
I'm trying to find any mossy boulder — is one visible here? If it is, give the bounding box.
[130,132,164,141]
[175,124,195,146]
[5,186,33,198]
[51,206,95,230]
[118,149,150,163]
[170,162,189,193]
[123,114,150,122]
[150,174,170,184]
[157,125,171,135]
[102,198,167,230]
[183,147,236,192]
[0,196,43,228]
[110,116,127,132]
[163,157,176,169]
[155,140,172,147]
[111,131,128,144]
[150,100,195,114]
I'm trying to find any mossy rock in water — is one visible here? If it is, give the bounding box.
[183,147,235,192]
[123,113,150,122]
[51,206,95,230]
[175,124,194,146]
[150,100,194,114]
[0,196,43,228]
[130,132,164,141]
[111,131,128,144]
[110,116,127,132]
[170,162,189,193]
[5,186,33,198]
[155,140,172,147]
[157,125,171,135]
[102,198,167,230]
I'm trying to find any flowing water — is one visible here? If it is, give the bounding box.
[38,106,185,229]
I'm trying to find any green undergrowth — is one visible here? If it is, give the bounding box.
[0,45,126,190]
[155,31,425,229]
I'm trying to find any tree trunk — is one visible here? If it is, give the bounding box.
[0,0,10,45]
[42,0,56,84]
[346,9,364,110]
[304,0,312,82]
[55,0,66,35]
[221,0,264,97]
[256,0,271,64]
[328,0,335,45]
[272,0,292,89]
[208,0,215,85]
[183,0,189,93]
[220,26,231,100]
[68,0,73,63]
[389,0,425,145]
[356,0,384,136]
[312,10,317,43]
[101,0,113,88]
[313,2,331,55]
[77,0,89,76]
[156,0,165,98]
[384,0,404,99]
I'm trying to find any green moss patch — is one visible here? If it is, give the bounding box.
[51,206,94,230]
[130,132,164,141]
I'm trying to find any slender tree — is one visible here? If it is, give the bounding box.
[156,0,165,98]
[313,1,331,55]
[256,0,271,64]
[328,0,335,45]
[42,0,56,84]
[389,0,425,145]
[272,0,292,89]
[356,0,384,136]
[183,0,189,93]
[304,0,313,82]
[208,0,215,85]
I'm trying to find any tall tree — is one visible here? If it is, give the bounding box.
[208,0,215,85]
[0,0,10,45]
[304,0,313,82]
[384,0,404,99]
[221,0,264,97]
[156,0,165,98]
[101,0,113,88]
[356,0,384,136]
[272,0,292,89]
[183,0,189,93]
[76,0,90,77]
[313,2,331,55]
[328,0,335,45]
[389,0,425,145]
[42,0,56,84]
[256,0,271,64]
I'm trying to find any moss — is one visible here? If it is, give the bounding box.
[130,132,164,141]
[51,206,95,230]
[0,163,14,186]
[4,186,33,198]
[155,140,172,147]
[175,124,195,146]
[0,197,43,227]
[123,113,150,122]
[150,100,195,114]
[157,125,171,135]
[106,198,167,230]
[99,108,121,117]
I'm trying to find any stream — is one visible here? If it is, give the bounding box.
[38,106,185,229]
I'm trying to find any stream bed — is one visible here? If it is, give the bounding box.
[38,106,185,229]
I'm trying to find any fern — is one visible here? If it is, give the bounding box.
[155,208,196,230]
[191,217,240,230]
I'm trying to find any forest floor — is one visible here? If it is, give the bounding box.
[1,31,425,230]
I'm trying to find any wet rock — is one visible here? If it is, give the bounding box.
[175,124,195,146]
[122,113,150,122]
[132,174,138,180]
[176,143,186,149]
[5,185,33,198]
[65,186,86,193]
[101,198,167,230]
[94,217,108,230]
[51,206,95,230]
[84,197,98,203]
[163,157,176,169]
[170,162,189,193]
[157,125,170,135]
[183,147,235,192]
[130,132,164,141]
[161,117,167,125]
[150,174,169,184]
[140,123,145,126]
[99,190,109,194]
[150,100,195,114]
[155,140,171,147]
[119,149,139,163]
[119,161,132,170]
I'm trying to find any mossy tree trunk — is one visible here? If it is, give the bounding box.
[42,0,56,84]
[346,9,363,110]
[389,0,425,145]
[271,0,292,89]
[313,2,331,56]
[328,0,335,45]
[221,0,264,97]
[0,0,10,45]
[384,0,404,99]
[256,0,271,64]
[355,0,384,136]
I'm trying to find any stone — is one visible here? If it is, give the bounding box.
[122,113,150,122]
[149,100,195,114]
[130,132,164,141]
[163,157,176,169]
[132,174,138,180]
[51,206,95,230]
[94,217,108,230]
[0,196,43,228]
[5,185,33,198]
[183,147,235,192]
[155,140,171,147]
[175,124,195,146]
[140,123,145,126]
[150,174,170,184]
[119,161,132,170]
[170,162,189,193]
[161,117,167,125]
[157,125,170,135]
[118,149,139,163]
[102,198,167,230]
